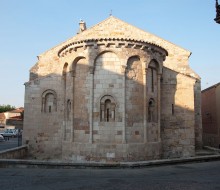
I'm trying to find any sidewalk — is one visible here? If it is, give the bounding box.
[0,146,220,169]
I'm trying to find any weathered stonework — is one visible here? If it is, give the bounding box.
[23,16,202,162]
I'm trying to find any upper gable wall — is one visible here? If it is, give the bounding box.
[30,16,200,80]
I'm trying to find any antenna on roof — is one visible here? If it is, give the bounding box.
[109,10,112,16]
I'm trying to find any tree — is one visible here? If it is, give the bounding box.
[0,104,15,113]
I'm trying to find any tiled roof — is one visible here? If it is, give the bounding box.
[8,115,23,121]
[8,108,24,113]
[202,82,220,92]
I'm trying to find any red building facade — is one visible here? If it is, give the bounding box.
[202,83,220,148]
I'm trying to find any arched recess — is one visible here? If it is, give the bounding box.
[147,59,159,93]
[71,56,87,76]
[126,56,142,80]
[71,56,90,142]
[151,53,164,74]
[146,59,161,143]
[93,50,118,66]
[93,51,122,123]
[125,56,144,127]
[41,89,57,113]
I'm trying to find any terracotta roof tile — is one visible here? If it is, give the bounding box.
[0,113,5,120]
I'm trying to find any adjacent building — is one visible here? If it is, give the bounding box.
[23,16,202,162]
[0,108,24,130]
[202,83,220,148]
[0,113,6,130]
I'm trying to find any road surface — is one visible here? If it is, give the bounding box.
[0,160,220,190]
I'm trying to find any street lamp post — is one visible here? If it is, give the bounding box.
[214,0,220,24]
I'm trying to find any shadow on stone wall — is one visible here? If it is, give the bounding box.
[23,44,201,161]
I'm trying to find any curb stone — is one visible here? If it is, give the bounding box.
[1,154,220,169]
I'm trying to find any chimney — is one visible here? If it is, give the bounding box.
[79,20,86,33]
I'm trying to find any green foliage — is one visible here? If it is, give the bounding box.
[0,104,15,113]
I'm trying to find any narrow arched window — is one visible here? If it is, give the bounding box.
[148,60,158,93]
[172,104,174,115]
[148,99,156,122]
[105,99,111,122]
[42,90,57,113]
[100,95,116,122]
[151,68,154,92]
[46,93,54,113]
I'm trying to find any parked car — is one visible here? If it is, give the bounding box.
[0,129,17,138]
[0,134,4,142]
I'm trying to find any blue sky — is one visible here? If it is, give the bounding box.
[0,0,219,107]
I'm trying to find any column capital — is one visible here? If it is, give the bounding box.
[121,65,126,74]
[70,70,76,77]
[143,57,151,63]
[89,66,95,74]
[143,68,148,75]
[142,56,152,64]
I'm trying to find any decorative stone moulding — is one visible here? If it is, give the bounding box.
[58,38,168,59]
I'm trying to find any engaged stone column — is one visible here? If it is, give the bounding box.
[100,103,105,121]
[121,65,126,144]
[157,74,161,142]
[89,66,94,143]
[143,68,148,143]
[63,79,67,141]
[71,70,76,142]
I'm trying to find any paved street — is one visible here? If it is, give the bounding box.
[0,160,220,190]
[0,137,20,151]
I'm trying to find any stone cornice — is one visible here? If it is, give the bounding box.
[58,38,168,58]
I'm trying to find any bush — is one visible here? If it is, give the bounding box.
[0,104,15,113]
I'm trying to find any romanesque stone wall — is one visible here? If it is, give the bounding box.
[146,61,159,143]
[72,58,90,143]
[125,56,144,143]
[23,76,63,160]
[93,52,123,143]
[194,80,203,148]
[161,68,195,158]
[23,16,202,161]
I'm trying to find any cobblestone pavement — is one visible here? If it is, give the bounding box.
[0,160,220,190]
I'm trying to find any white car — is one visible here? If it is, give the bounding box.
[0,134,4,142]
[0,129,17,138]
